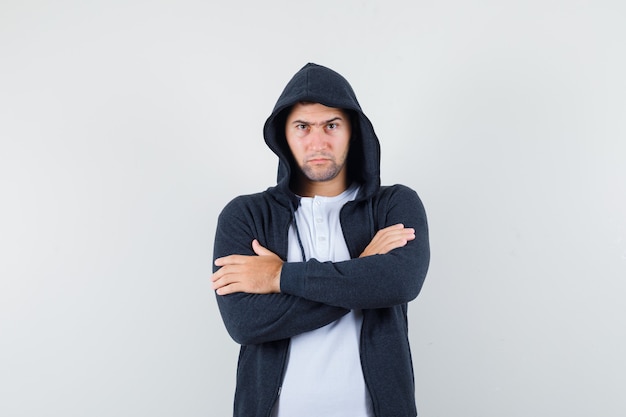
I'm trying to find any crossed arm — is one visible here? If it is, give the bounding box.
[211,223,415,296]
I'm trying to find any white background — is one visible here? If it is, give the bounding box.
[1,1,625,416]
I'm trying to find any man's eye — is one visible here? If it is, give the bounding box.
[296,124,307,130]
[327,123,337,129]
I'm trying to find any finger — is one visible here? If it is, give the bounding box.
[253,239,279,258]
[211,265,226,282]
[211,267,231,287]
[212,274,227,289]
[252,239,269,256]
[389,228,415,240]
[389,230,415,242]
[213,270,244,291]
[384,223,404,231]
[375,229,414,245]
[382,234,414,251]
[252,239,274,257]
[214,256,230,267]
[216,282,241,296]
[214,254,246,267]
[211,263,243,283]
[385,226,413,235]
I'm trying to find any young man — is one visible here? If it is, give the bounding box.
[212,63,430,417]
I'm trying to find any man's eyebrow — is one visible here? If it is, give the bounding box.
[290,116,344,126]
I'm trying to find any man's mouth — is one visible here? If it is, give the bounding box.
[307,155,332,164]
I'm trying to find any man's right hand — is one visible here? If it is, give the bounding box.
[359,223,415,258]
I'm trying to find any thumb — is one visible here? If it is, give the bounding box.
[252,239,274,256]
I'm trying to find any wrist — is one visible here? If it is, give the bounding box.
[274,264,283,293]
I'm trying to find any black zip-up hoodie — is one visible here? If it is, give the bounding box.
[213,63,430,417]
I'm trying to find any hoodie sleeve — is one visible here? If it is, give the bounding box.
[213,197,349,345]
[280,185,430,310]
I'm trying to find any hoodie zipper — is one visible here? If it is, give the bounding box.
[266,209,299,417]
[266,339,291,417]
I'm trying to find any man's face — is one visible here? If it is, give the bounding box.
[285,102,351,183]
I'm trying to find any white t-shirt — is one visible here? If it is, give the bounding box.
[271,184,374,417]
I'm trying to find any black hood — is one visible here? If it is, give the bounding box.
[263,63,381,204]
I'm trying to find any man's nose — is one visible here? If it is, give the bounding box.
[309,128,328,150]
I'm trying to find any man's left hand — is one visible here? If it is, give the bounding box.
[212,240,283,295]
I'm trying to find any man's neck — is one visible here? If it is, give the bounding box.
[294,175,350,198]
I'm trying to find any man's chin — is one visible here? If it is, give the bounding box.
[302,169,340,183]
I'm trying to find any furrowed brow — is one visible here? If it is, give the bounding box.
[324,117,343,124]
[290,117,343,127]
